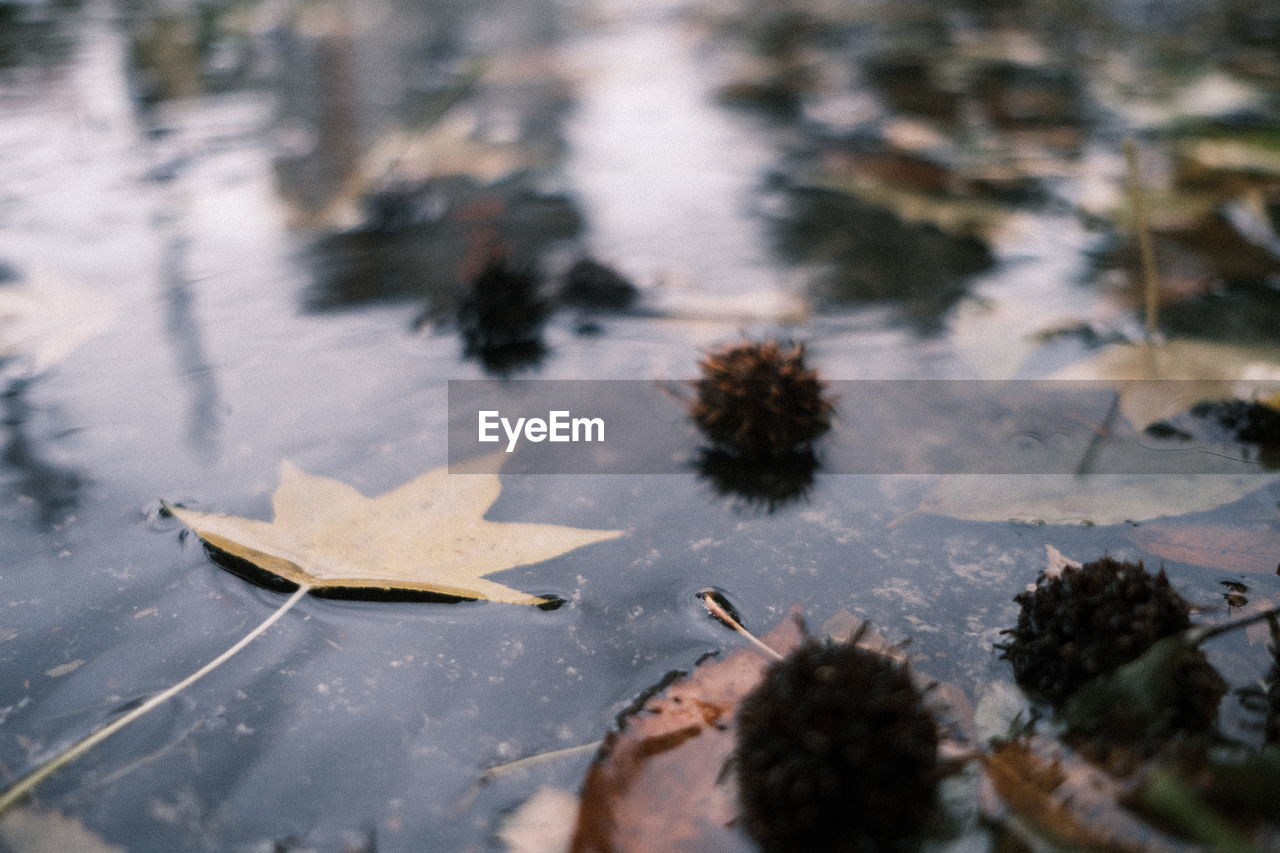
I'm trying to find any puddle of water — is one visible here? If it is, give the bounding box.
[0,0,1279,850]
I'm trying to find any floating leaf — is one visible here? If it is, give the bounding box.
[919,473,1277,525]
[570,609,969,852]
[1131,522,1280,574]
[1044,544,1083,578]
[1,459,622,813]
[167,457,623,604]
[570,614,804,853]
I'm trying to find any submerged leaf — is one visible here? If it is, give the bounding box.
[1131,522,1280,574]
[1051,340,1280,430]
[919,473,1276,525]
[168,457,623,604]
[1139,770,1260,853]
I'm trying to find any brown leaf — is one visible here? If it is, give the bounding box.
[1131,522,1280,574]
[570,611,975,852]
[980,736,1202,852]
[569,615,806,853]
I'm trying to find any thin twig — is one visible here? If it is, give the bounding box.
[699,593,783,660]
[0,584,311,814]
[1124,137,1160,342]
[1073,390,1121,478]
[479,741,602,783]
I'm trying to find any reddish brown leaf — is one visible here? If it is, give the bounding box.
[569,615,805,853]
[569,611,975,852]
[1130,523,1280,575]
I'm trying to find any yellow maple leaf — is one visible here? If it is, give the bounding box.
[167,457,623,605]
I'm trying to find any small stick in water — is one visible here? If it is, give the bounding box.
[0,584,312,814]
[697,589,783,660]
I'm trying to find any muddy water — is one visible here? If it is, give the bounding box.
[1,0,1279,851]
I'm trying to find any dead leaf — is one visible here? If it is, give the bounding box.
[1131,522,1280,574]
[1051,340,1280,430]
[919,473,1276,525]
[0,806,126,853]
[570,611,972,852]
[168,457,622,604]
[569,615,806,853]
[980,736,1202,852]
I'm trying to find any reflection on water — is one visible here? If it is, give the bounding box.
[305,173,582,316]
[124,0,259,105]
[0,0,81,72]
[271,2,361,223]
[695,446,817,514]
[0,375,80,529]
[158,231,222,457]
[456,253,550,375]
[771,186,994,332]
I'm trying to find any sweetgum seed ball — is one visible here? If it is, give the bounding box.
[691,340,832,458]
[734,639,940,853]
[999,557,1191,706]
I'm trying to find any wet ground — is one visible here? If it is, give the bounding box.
[2,0,1280,850]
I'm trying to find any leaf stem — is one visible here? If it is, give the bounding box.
[1124,137,1160,342]
[0,584,311,815]
[479,741,602,782]
[698,592,783,660]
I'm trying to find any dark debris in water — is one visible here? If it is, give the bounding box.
[557,258,638,312]
[457,254,550,376]
[1145,398,1280,468]
[772,186,994,331]
[304,174,582,315]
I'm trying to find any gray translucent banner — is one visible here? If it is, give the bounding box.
[447,380,1280,475]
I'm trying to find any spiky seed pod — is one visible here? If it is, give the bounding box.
[734,638,941,853]
[691,340,832,458]
[999,557,1191,707]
